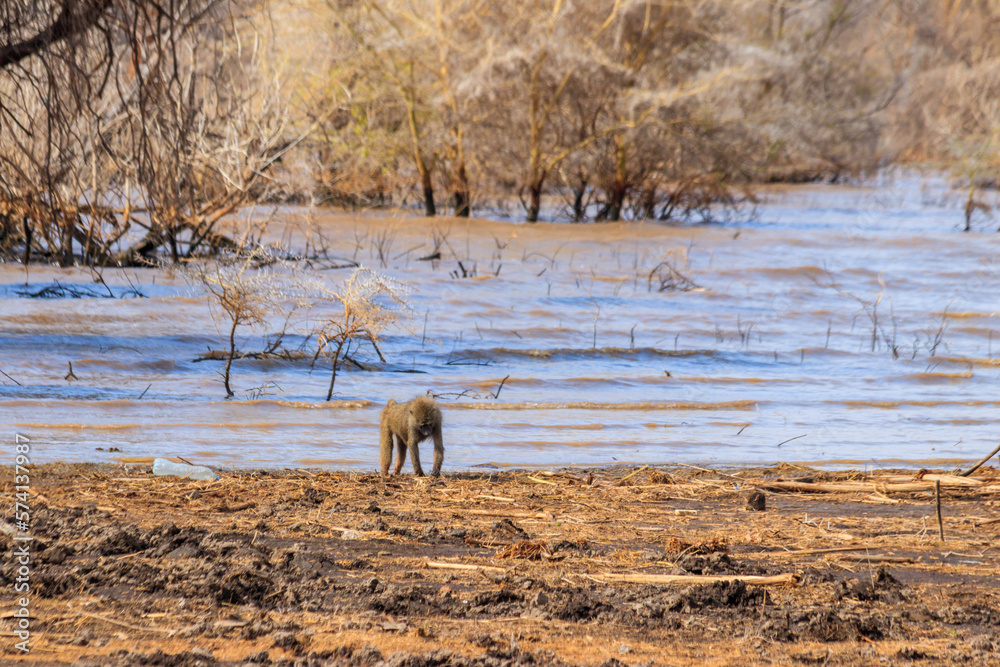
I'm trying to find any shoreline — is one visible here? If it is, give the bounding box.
[26,457,992,477]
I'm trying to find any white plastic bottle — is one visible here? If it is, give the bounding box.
[152,458,219,481]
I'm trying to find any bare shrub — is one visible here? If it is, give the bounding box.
[311,267,409,401]
[190,246,295,397]
[0,1,293,266]
[10,0,1000,236]
[370,226,397,269]
[647,249,699,293]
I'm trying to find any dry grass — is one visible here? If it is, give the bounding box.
[4,462,1000,665]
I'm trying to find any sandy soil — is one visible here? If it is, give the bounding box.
[3,463,1000,666]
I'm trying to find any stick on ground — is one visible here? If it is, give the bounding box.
[596,572,798,586]
[959,442,1000,477]
[936,479,945,542]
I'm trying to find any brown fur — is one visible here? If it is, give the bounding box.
[379,396,444,477]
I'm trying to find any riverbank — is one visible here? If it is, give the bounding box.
[2,463,999,665]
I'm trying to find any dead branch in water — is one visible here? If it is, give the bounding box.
[647,250,699,293]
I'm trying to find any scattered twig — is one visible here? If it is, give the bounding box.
[886,474,982,486]
[77,611,170,633]
[762,479,990,494]
[756,546,871,558]
[597,572,798,586]
[425,508,551,520]
[615,465,649,486]
[534,471,590,484]
[840,554,915,564]
[65,361,78,381]
[936,479,945,542]
[427,560,505,573]
[475,494,516,503]
[672,462,744,481]
[958,442,1000,477]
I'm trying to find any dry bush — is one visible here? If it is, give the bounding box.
[301,0,910,222]
[285,0,485,217]
[189,246,302,397]
[310,267,410,401]
[647,249,699,293]
[188,248,410,400]
[0,1,292,267]
[325,1,877,221]
[9,0,1000,240]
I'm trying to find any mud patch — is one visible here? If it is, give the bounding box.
[9,463,1000,666]
[666,580,768,612]
[758,607,902,643]
[833,566,906,604]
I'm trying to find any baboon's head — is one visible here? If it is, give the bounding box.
[410,397,439,437]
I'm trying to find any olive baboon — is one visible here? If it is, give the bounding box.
[379,396,443,477]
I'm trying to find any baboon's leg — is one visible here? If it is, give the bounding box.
[379,421,394,477]
[393,434,407,474]
[407,427,425,476]
[431,423,444,477]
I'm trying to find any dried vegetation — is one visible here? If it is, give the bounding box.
[6,463,1000,665]
[3,0,1000,267]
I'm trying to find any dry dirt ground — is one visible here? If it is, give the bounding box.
[3,463,1000,666]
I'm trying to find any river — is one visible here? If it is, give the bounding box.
[2,174,998,471]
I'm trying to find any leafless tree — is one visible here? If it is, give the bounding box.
[311,267,409,401]
[0,0,293,266]
[191,246,293,397]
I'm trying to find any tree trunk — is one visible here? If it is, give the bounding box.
[607,185,625,222]
[59,217,74,267]
[224,319,237,398]
[638,185,657,220]
[607,136,629,222]
[526,53,546,224]
[453,160,470,217]
[406,103,437,218]
[168,226,179,264]
[22,217,31,265]
[453,189,470,217]
[527,182,542,223]
[326,338,346,401]
[572,177,587,222]
[964,185,975,232]
[421,169,436,217]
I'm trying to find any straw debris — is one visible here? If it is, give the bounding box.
[9,462,1000,665]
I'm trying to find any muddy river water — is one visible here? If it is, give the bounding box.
[2,176,998,471]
